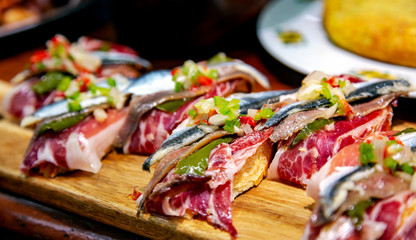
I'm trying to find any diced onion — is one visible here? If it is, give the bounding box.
[93,108,107,122]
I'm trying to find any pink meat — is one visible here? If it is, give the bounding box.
[126,80,242,154]
[367,191,416,240]
[143,128,272,237]
[21,109,126,174]
[268,108,392,186]
[3,78,57,120]
[304,191,416,240]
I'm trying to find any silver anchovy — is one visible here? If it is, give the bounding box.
[142,90,296,170]
[24,70,173,126]
[91,51,152,70]
[317,165,373,225]
[227,89,298,114]
[258,98,331,130]
[209,61,270,89]
[397,131,416,152]
[347,79,412,102]
[259,79,414,130]
[123,70,174,95]
[142,125,218,171]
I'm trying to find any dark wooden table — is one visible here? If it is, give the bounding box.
[0,9,307,239]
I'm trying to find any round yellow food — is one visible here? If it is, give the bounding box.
[323,0,416,67]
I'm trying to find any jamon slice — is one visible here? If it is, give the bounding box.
[268,107,392,186]
[21,109,126,177]
[139,128,273,237]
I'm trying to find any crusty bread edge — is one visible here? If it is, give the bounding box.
[232,139,273,199]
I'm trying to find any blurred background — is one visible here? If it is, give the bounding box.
[0,0,305,85]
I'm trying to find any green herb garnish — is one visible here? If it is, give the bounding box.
[207,52,232,64]
[347,199,375,227]
[400,162,415,175]
[32,72,70,94]
[107,77,116,87]
[384,157,398,171]
[224,118,240,133]
[359,142,377,166]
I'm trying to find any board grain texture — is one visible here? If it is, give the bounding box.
[0,81,414,240]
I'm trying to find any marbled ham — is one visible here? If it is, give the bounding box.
[2,78,57,120]
[126,80,242,154]
[21,109,126,175]
[268,107,392,186]
[304,191,416,240]
[141,128,272,237]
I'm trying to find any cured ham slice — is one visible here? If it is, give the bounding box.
[304,191,416,240]
[124,80,243,154]
[2,34,148,121]
[303,129,416,240]
[21,109,126,177]
[268,107,392,186]
[139,128,273,237]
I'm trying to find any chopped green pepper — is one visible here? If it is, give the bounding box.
[174,82,184,92]
[156,99,191,113]
[224,118,240,133]
[347,199,375,227]
[291,119,333,147]
[56,76,72,92]
[68,99,82,112]
[394,128,416,136]
[254,108,274,121]
[207,52,232,64]
[38,114,86,135]
[107,77,116,87]
[32,72,70,94]
[174,137,233,176]
[359,142,376,166]
[384,157,398,171]
[400,162,414,175]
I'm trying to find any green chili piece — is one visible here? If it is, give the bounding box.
[107,77,116,87]
[400,162,414,175]
[384,157,397,171]
[97,87,110,96]
[359,142,376,166]
[347,199,375,227]
[291,119,334,147]
[207,69,219,79]
[38,114,86,135]
[174,137,233,176]
[254,108,275,121]
[32,72,68,94]
[394,128,416,136]
[207,52,232,64]
[57,77,71,92]
[223,118,240,133]
[175,82,184,92]
[188,108,197,119]
[156,99,190,113]
[68,100,82,112]
[87,83,97,94]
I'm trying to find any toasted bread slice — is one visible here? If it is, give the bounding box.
[232,139,273,199]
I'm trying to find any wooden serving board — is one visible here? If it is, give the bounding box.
[0,81,415,239]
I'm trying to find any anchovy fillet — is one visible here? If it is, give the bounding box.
[228,89,298,114]
[259,98,331,130]
[142,125,218,171]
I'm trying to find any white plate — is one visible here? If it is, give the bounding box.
[256,0,416,81]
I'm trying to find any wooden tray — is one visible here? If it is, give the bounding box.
[0,80,414,240]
